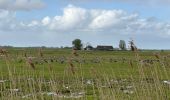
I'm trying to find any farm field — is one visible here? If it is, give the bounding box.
[0,48,170,100]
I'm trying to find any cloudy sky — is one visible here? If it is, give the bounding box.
[0,0,170,49]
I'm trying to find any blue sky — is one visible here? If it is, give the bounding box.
[0,0,170,49]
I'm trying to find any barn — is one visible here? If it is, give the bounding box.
[96,45,114,51]
[84,45,94,50]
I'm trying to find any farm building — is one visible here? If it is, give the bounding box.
[84,45,94,50]
[96,45,114,51]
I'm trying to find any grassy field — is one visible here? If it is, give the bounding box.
[0,48,170,100]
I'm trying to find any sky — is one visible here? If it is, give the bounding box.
[0,0,170,49]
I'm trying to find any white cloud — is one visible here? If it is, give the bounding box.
[28,21,39,27]
[1,4,170,48]
[0,9,10,18]
[0,0,45,11]
[89,10,126,29]
[36,4,169,37]
[0,9,16,31]
[42,16,51,26]
[1,4,170,37]
[48,5,87,31]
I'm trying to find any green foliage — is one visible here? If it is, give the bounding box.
[72,39,83,50]
[119,40,126,50]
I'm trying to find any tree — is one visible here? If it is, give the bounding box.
[119,40,126,50]
[72,39,83,50]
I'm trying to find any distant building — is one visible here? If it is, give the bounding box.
[113,48,120,51]
[96,45,114,51]
[84,45,93,50]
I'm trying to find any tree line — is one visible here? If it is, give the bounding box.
[72,39,131,51]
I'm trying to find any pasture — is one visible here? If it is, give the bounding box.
[0,48,170,100]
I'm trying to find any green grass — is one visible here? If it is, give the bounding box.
[0,48,170,100]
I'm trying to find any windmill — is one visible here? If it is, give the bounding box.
[128,38,137,51]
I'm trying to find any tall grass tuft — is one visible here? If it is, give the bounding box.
[27,57,36,70]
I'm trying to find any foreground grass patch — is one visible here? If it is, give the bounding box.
[0,48,170,99]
